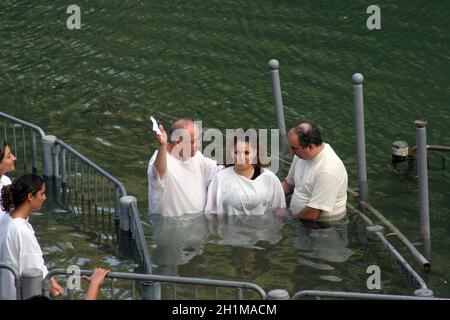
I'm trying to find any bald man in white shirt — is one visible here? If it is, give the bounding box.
[148,118,222,216]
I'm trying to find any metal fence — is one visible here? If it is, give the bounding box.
[0,112,152,276]
[0,111,44,175]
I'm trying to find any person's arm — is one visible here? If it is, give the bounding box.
[82,268,110,300]
[282,180,294,195]
[295,206,321,222]
[154,124,168,180]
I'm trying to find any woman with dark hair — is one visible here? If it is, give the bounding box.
[0,140,16,219]
[205,129,285,215]
[0,174,64,300]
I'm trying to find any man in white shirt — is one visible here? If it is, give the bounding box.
[148,118,221,216]
[282,121,348,222]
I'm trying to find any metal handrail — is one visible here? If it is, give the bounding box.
[410,145,450,156]
[55,139,127,196]
[0,112,46,138]
[44,268,267,299]
[347,203,428,290]
[129,201,152,274]
[359,200,430,269]
[291,290,448,300]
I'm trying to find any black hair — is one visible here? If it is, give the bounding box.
[1,174,45,213]
[293,120,323,148]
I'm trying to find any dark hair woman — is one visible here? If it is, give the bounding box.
[205,129,286,215]
[0,174,64,299]
[0,140,16,219]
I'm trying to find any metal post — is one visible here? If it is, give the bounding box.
[415,120,430,242]
[41,135,57,178]
[53,144,60,180]
[119,195,136,233]
[115,186,121,221]
[142,281,161,300]
[268,59,287,151]
[61,148,67,187]
[31,129,38,174]
[266,289,290,300]
[21,268,43,300]
[352,73,368,200]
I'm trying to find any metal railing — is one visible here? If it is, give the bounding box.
[0,112,152,277]
[291,290,448,300]
[0,111,45,174]
[53,138,126,220]
[41,268,266,300]
[347,203,429,293]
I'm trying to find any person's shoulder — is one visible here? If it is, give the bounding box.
[0,175,12,186]
[260,168,282,182]
[215,166,234,178]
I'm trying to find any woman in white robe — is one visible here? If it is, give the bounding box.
[0,141,16,220]
[0,174,64,300]
[205,129,286,215]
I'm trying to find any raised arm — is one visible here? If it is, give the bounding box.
[154,124,168,180]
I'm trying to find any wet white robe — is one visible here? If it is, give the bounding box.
[205,167,286,215]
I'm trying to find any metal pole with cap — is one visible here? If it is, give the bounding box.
[415,120,431,248]
[352,73,368,200]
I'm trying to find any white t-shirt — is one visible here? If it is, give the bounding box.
[0,175,12,220]
[0,217,48,300]
[148,150,221,216]
[205,166,286,215]
[286,143,348,222]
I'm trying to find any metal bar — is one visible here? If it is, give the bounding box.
[12,123,17,156]
[268,59,287,149]
[0,263,21,300]
[3,119,6,141]
[61,148,67,187]
[194,286,199,300]
[352,73,368,200]
[359,200,430,269]
[94,172,98,214]
[347,203,430,289]
[81,161,85,210]
[415,120,431,245]
[237,287,244,300]
[31,130,37,174]
[88,166,91,214]
[411,145,450,155]
[54,139,126,196]
[0,112,46,137]
[101,175,105,215]
[22,127,27,172]
[111,278,115,300]
[46,269,267,298]
[291,290,446,300]
[375,231,428,289]
[68,153,72,190]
